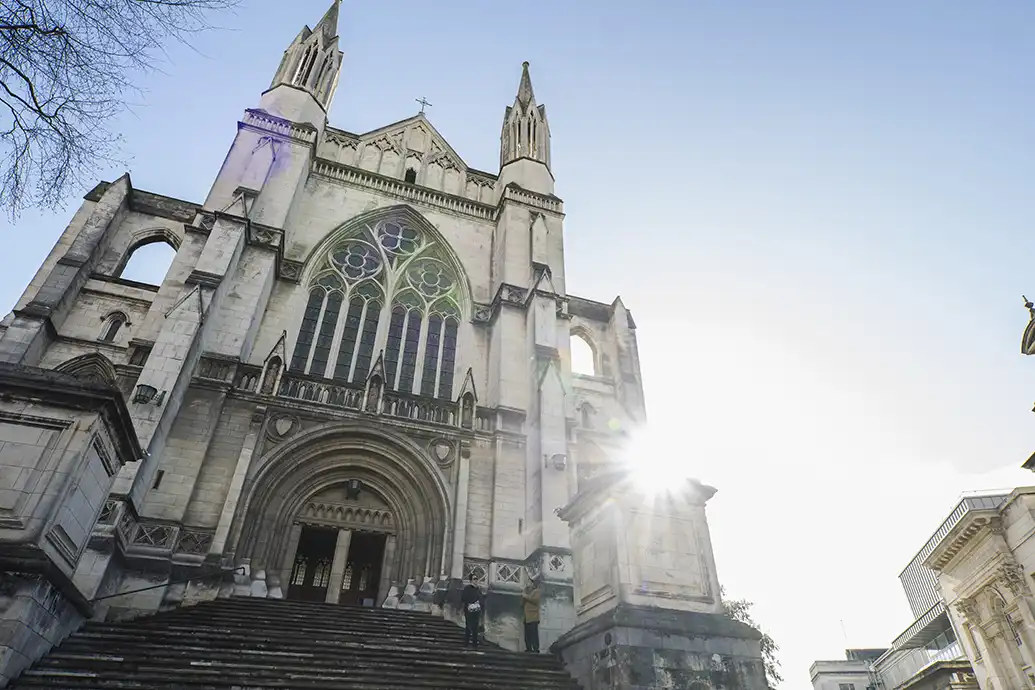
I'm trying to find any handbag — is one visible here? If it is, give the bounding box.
[467,601,481,613]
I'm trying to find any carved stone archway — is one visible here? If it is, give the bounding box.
[232,421,452,599]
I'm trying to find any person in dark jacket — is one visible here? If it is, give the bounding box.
[461,575,483,648]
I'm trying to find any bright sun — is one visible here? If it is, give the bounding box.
[622,428,694,496]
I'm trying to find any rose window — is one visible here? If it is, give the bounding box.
[331,243,381,281]
[407,260,453,298]
[378,222,420,259]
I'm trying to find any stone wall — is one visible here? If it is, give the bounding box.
[554,605,767,690]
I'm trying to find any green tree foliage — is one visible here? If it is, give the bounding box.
[721,586,783,688]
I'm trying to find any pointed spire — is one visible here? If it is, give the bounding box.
[517,61,535,109]
[315,0,341,41]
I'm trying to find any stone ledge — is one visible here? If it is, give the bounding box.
[551,603,762,653]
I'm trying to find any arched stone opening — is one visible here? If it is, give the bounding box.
[233,423,451,604]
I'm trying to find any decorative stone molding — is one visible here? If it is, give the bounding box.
[197,355,237,384]
[429,438,454,468]
[248,224,281,249]
[955,597,980,623]
[472,303,492,324]
[311,159,495,221]
[266,414,301,443]
[463,560,488,586]
[297,501,394,532]
[279,259,303,283]
[499,183,563,216]
[131,523,176,550]
[242,109,318,144]
[176,529,214,556]
[997,561,1028,598]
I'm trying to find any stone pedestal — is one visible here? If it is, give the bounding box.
[552,469,766,690]
[0,364,140,685]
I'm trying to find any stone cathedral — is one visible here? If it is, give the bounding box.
[0,4,766,688]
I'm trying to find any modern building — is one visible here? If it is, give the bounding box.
[809,496,993,690]
[810,649,887,690]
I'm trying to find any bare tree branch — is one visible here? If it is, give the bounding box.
[0,0,238,219]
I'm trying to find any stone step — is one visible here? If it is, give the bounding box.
[10,598,578,689]
[89,616,470,643]
[69,625,490,657]
[54,638,565,675]
[31,655,577,688]
[16,670,570,690]
[41,647,567,675]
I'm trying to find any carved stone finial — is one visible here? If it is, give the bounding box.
[1025,295,1034,311]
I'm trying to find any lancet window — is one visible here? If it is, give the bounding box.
[290,217,463,399]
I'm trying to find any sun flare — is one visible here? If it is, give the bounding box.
[622,428,695,496]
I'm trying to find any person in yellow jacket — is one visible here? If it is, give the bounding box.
[522,580,542,653]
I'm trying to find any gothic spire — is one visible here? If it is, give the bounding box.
[266,2,344,114]
[500,61,551,170]
[517,61,535,110]
[314,0,341,41]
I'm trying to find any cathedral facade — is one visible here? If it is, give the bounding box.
[0,1,645,653]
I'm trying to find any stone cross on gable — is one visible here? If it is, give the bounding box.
[416,97,432,114]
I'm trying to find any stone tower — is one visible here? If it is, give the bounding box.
[0,4,763,686]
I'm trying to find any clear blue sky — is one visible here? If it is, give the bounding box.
[3,1,1035,686]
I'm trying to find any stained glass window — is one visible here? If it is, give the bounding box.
[398,309,423,393]
[292,217,465,396]
[420,315,443,397]
[334,298,364,380]
[310,292,342,377]
[438,318,458,400]
[354,301,381,381]
[291,289,324,372]
[384,307,406,388]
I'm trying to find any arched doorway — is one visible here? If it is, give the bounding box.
[233,422,452,605]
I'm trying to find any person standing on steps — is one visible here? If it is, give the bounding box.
[522,579,541,653]
[461,575,483,649]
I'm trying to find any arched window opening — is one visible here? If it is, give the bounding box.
[437,318,458,399]
[383,306,406,387]
[294,45,314,86]
[118,240,176,285]
[404,168,417,184]
[98,312,128,343]
[398,308,423,393]
[291,214,465,397]
[580,403,595,429]
[570,334,597,376]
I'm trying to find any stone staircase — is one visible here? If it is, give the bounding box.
[10,597,581,689]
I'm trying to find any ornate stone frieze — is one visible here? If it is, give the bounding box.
[472,303,492,325]
[955,597,980,623]
[242,108,318,144]
[248,224,281,249]
[176,529,214,556]
[310,159,495,221]
[463,560,488,586]
[996,561,1028,598]
[279,259,303,283]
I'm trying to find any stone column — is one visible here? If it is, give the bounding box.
[278,523,303,599]
[209,407,266,557]
[450,449,471,580]
[325,529,353,604]
[378,534,398,604]
[552,469,767,690]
